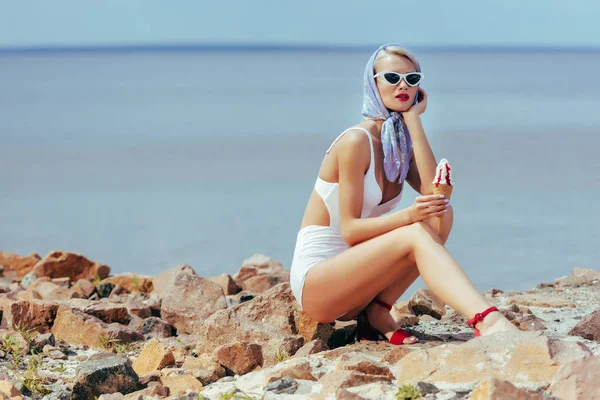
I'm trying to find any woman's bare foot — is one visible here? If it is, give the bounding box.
[475,311,520,336]
[366,303,418,344]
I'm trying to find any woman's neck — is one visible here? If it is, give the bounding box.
[373,120,385,139]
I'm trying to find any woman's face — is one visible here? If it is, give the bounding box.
[374,55,419,113]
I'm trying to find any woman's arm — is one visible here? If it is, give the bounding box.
[336,131,415,247]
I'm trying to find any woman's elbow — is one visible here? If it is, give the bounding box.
[340,225,358,247]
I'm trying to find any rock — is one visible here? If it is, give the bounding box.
[152,264,196,298]
[470,378,545,400]
[264,378,299,395]
[391,311,419,327]
[32,250,110,282]
[233,254,290,293]
[0,251,41,281]
[0,278,12,294]
[318,370,391,394]
[51,306,143,348]
[215,341,263,375]
[380,347,411,364]
[408,288,446,319]
[132,338,175,376]
[336,352,394,379]
[14,289,41,301]
[161,269,227,334]
[125,299,151,319]
[0,380,21,397]
[517,314,547,331]
[0,329,29,356]
[72,355,140,399]
[160,374,203,396]
[20,272,38,288]
[293,339,329,358]
[101,274,154,294]
[415,381,439,395]
[96,282,114,298]
[0,298,58,333]
[181,355,226,385]
[395,331,583,387]
[30,332,55,352]
[555,267,600,287]
[72,279,96,298]
[548,355,600,400]
[81,301,131,325]
[108,284,126,299]
[486,288,504,297]
[123,383,169,399]
[264,359,316,383]
[568,309,600,342]
[505,294,576,308]
[336,388,366,399]
[194,283,331,365]
[208,273,241,295]
[140,317,175,339]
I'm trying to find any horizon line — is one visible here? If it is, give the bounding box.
[1,42,599,55]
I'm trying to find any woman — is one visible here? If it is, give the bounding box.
[289,43,519,345]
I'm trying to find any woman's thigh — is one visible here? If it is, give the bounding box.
[301,222,436,323]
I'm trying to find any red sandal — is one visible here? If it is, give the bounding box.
[356,298,417,345]
[466,306,499,337]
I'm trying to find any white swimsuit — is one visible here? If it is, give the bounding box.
[289,126,406,308]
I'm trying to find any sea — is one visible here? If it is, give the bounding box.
[1,47,598,301]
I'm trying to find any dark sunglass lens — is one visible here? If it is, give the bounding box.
[383,73,401,84]
[406,73,421,85]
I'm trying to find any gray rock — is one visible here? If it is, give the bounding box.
[20,272,37,288]
[72,355,140,399]
[264,377,299,394]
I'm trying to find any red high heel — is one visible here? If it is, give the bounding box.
[466,306,499,337]
[355,298,417,345]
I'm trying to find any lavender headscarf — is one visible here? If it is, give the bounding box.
[361,43,417,184]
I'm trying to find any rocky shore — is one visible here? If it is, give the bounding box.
[0,250,598,400]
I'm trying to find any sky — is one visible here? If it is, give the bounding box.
[0,0,599,49]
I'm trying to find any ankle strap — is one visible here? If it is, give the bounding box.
[466,306,499,327]
[372,298,393,311]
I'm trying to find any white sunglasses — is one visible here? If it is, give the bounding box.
[374,71,424,87]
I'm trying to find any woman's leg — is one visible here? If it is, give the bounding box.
[301,206,517,336]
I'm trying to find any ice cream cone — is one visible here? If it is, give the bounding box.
[432,159,454,235]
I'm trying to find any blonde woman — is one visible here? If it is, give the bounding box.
[289,43,518,344]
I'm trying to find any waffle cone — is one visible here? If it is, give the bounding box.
[433,184,453,234]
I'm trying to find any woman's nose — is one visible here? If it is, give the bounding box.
[398,79,409,88]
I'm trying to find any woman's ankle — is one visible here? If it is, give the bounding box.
[475,311,517,335]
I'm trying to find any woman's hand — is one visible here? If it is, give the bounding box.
[407,194,448,223]
[402,88,428,121]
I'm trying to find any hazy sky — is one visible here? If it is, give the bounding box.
[1,0,598,48]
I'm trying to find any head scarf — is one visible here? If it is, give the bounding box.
[361,43,417,184]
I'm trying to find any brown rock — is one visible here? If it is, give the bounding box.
[51,306,143,348]
[208,273,241,295]
[152,264,195,298]
[396,331,578,387]
[32,251,110,282]
[293,339,329,358]
[555,267,600,287]
[0,329,29,355]
[132,338,175,376]
[161,374,203,396]
[390,311,419,327]
[102,274,154,294]
[470,378,545,400]
[0,298,58,333]
[140,317,174,339]
[336,352,393,379]
[335,389,366,399]
[72,355,140,399]
[0,251,40,281]
[568,309,600,342]
[57,298,131,325]
[234,254,290,293]
[35,281,80,301]
[408,288,446,319]
[505,294,576,308]
[161,270,227,334]
[123,383,169,399]
[517,314,547,331]
[548,355,600,400]
[14,289,42,301]
[194,283,332,365]
[215,341,263,375]
[319,370,391,394]
[380,347,411,364]
[265,359,316,383]
[72,279,96,298]
[181,355,226,385]
[0,380,20,397]
[125,299,151,319]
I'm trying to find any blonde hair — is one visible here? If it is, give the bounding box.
[374,45,421,73]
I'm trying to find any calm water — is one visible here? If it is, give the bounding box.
[1,49,598,300]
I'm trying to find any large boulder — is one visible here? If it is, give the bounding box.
[195,282,334,367]
[0,251,41,281]
[72,355,140,399]
[101,273,154,294]
[32,251,110,282]
[152,264,195,298]
[395,331,592,389]
[160,269,227,334]
[568,309,600,342]
[0,298,58,333]
[233,254,290,294]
